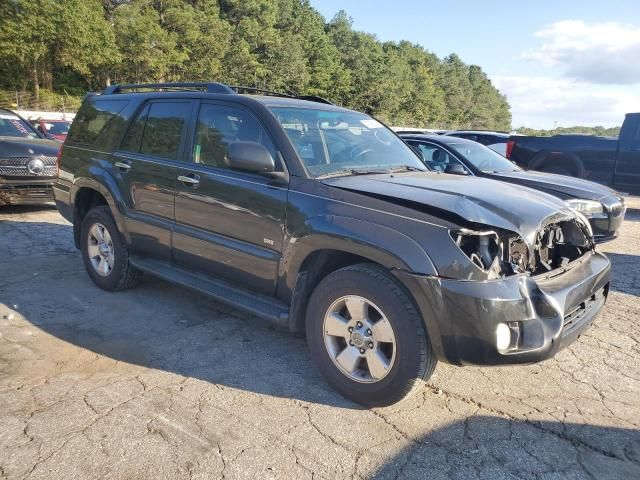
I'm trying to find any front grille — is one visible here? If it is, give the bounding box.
[562,287,606,336]
[0,156,57,177]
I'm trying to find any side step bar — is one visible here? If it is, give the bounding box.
[130,256,289,327]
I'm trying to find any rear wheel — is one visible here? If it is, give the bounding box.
[80,206,141,291]
[306,264,437,406]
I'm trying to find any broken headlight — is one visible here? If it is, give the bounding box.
[565,199,605,218]
[450,229,530,278]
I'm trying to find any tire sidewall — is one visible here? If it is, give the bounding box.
[306,266,427,405]
[80,207,129,291]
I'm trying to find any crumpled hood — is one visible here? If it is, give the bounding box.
[490,170,619,202]
[323,172,578,242]
[0,136,60,157]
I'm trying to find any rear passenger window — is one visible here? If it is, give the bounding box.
[192,104,278,169]
[68,99,128,148]
[121,105,149,153]
[139,102,191,160]
[120,102,191,160]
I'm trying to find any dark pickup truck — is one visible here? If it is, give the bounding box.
[507,113,640,192]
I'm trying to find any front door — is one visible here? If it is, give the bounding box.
[173,101,288,295]
[113,100,194,259]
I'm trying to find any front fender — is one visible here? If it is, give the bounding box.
[280,214,437,296]
[71,166,130,242]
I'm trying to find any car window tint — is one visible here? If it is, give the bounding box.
[192,104,278,169]
[137,102,191,160]
[409,142,457,172]
[67,99,128,147]
[121,105,150,153]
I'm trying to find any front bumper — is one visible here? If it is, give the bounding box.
[0,179,55,205]
[395,251,610,366]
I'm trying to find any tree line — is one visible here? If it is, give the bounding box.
[515,125,621,137]
[0,0,511,130]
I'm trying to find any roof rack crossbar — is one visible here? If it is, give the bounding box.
[103,82,235,95]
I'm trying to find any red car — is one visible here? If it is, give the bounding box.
[33,118,72,142]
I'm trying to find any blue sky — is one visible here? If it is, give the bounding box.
[310,0,640,129]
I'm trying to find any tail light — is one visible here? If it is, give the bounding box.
[56,145,63,176]
[505,139,515,159]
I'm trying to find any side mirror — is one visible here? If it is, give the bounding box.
[226,141,275,174]
[444,163,468,175]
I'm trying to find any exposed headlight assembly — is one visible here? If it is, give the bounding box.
[565,199,605,218]
[450,229,531,279]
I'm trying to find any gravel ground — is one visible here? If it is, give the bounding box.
[0,198,639,479]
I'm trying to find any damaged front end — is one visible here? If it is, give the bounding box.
[449,214,595,280]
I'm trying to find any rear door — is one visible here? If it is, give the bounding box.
[173,101,288,295]
[112,100,194,259]
[614,114,640,189]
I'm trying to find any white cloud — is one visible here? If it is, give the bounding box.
[522,20,640,85]
[491,74,640,129]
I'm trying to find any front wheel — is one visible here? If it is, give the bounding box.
[80,206,141,291]
[306,264,437,407]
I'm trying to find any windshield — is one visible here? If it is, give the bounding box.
[45,121,71,134]
[447,141,520,173]
[269,107,426,177]
[0,113,39,138]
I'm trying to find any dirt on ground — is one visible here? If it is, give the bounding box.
[0,198,639,479]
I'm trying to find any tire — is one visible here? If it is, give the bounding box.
[80,205,141,291]
[306,263,437,407]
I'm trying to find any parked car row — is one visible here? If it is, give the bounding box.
[45,82,612,406]
[399,133,625,241]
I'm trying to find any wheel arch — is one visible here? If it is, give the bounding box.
[282,215,437,333]
[71,173,129,248]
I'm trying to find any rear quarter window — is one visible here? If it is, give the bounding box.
[67,99,129,150]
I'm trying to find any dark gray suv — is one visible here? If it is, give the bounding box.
[54,83,610,406]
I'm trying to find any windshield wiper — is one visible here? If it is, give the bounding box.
[387,165,426,173]
[316,168,388,179]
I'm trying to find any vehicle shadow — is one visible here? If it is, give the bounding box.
[370,416,640,479]
[605,252,640,296]
[0,219,637,412]
[0,204,57,216]
[0,219,357,409]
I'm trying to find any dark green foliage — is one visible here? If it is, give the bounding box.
[0,0,511,130]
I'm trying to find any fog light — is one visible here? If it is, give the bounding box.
[496,322,521,353]
[496,323,511,351]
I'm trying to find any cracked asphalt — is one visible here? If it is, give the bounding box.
[1,198,639,480]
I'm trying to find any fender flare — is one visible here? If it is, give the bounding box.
[70,167,131,242]
[281,215,439,336]
[281,215,437,297]
[529,150,585,178]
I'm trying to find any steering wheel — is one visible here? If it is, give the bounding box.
[350,144,376,160]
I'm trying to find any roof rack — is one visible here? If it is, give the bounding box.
[101,82,335,105]
[229,86,334,105]
[102,82,235,95]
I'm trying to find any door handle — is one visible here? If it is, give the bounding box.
[177,174,200,186]
[114,160,132,171]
